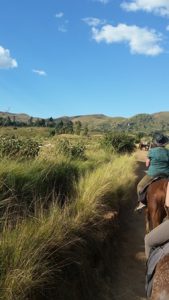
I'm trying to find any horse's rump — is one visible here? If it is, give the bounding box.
[151,253,169,300]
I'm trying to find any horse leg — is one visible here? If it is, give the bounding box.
[151,208,164,229]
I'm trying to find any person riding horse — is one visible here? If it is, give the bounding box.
[135,132,169,211]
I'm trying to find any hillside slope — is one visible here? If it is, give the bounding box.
[0,111,169,132]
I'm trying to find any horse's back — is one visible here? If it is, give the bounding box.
[151,254,169,300]
[147,178,168,196]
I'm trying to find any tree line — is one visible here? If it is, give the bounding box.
[0,116,89,135]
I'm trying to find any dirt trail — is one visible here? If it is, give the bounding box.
[112,150,148,300]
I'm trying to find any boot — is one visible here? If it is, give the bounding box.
[134,202,146,212]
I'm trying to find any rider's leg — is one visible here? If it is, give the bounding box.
[135,175,154,211]
[137,174,153,202]
[145,220,169,259]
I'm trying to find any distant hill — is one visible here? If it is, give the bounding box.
[0,111,169,132]
[70,114,126,131]
[0,111,30,122]
[117,112,169,132]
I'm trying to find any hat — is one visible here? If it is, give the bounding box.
[153,133,169,146]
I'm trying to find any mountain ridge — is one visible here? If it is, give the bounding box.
[0,111,169,132]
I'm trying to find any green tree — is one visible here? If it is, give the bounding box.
[101,132,136,154]
[55,120,64,134]
[83,125,89,136]
[62,120,74,134]
[47,117,55,127]
[74,121,82,135]
[28,116,33,126]
[34,118,46,127]
[5,116,12,126]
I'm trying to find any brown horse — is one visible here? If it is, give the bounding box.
[150,253,169,300]
[145,178,168,233]
[146,178,169,300]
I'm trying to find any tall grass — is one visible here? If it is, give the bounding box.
[0,158,80,217]
[0,154,137,300]
[0,127,50,141]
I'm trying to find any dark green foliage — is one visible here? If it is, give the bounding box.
[70,143,86,159]
[83,125,89,136]
[46,117,55,127]
[55,120,74,134]
[34,118,46,127]
[101,132,136,154]
[57,139,86,159]
[74,121,82,135]
[134,132,148,143]
[49,129,56,137]
[0,161,80,212]
[134,131,156,145]
[57,139,70,156]
[0,136,40,159]
[62,120,74,134]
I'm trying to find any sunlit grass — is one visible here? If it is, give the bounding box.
[0,154,137,299]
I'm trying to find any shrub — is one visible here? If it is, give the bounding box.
[49,129,56,137]
[57,139,70,156]
[101,132,136,154]
[57,139,86,159]
[134,132,151,143]
[70,142,86,159]
[0,136,40,159]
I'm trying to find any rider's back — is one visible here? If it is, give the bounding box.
[147,147,169,177]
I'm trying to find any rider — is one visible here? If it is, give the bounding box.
[135,132,169,211]
[145,219,169,298]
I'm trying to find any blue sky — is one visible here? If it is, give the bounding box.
[0,0,169,118]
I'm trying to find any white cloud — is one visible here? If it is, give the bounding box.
[121,0,169,17]
[91,23,163,55]
[55,12,64,18]
[0,46,18,69]
[82,17,105,27]
[32,69,47,76]
[166,25,169,30]
[55,13,68,32]
[58,25,67,33]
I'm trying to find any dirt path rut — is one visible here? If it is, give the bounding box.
[112,151,148,300]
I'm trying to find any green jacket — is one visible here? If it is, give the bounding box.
[147,147,169,177]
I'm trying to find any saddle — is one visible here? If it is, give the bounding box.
[140,175,169,204]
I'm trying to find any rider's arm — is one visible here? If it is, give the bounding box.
[146,158,150,168]
[145,220,169,259]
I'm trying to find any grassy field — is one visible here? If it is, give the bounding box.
[0,127,137,300]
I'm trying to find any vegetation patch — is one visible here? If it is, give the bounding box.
[101,132,136,154]
[0,152,137,300]
[0,136,40,159]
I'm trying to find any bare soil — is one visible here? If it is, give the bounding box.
[112,150,148,300]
